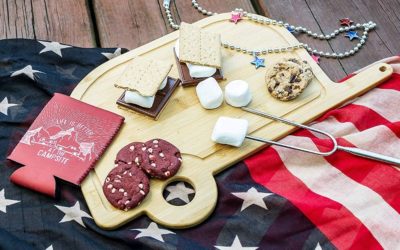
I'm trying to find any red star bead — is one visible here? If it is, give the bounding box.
[230,12,242,24]
[311,54,320,64]
[339,18,353,26]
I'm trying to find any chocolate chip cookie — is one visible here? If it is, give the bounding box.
[266,58,313,101]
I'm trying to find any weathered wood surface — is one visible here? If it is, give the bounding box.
[0,0,398,80]
[0,0,95,47]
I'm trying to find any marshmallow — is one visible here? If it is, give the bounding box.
[196,77,224,109]
[211,117,248,147]
[124,77,168,108]
[175,40,217,78]
[224,80,252,107]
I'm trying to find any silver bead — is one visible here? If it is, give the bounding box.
[339,27,344,32]
[313,33,318,38]
[325,52,331,57]
[248,50,253,55]
[198,7,202,11]
[350,25,356,29]
[268,49,273,53]
[356,23,361,28]
[242,49,247,53]
[344,27,350,31]
[278,21,284,26]
[330,33,335,37]
[243,11,248,16]
[332,53,337,58]
[262,50,267,54]
[193,3,199,8]
[281,48,287,52]
[307,31,312,35]
[363,31,368,35]
[349,50,355,55]
[274,48,280,53]
[202,9,207,14]
[334,30,340,35]
[230,45,235,50]
[319,34,325,39]
[339,53,344,58]
[272,20,277,25]
[265,19,271,25]
[325,35,331,39]
[236,46,241,51]
[357,43,362,47]
[319,51,324,55]
[313,49,318,54]
[207,11,212,16]
[284,23,289,27]
[360,39,365,44]
[354,47,359,52]
[344,52,349,57]
[307,47,312,52]
[362,35,367,39]
[172,24,179,29]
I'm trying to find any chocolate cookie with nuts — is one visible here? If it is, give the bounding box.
[103,163,150,211]
[140,139,182,180]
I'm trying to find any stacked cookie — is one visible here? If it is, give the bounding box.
[103,139,182,211]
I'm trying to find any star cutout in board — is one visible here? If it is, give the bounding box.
[11,65,44,81]
[131,222,175,242]
[0,189,20,213]
[230,12,242,24]
[102,48,122,60]
[311,54,320,64]
[339,18,353,26]
[232,187,273,211]
[251,56,265,69]
[55,201,92,228]
[165,182,195,204]
[215,235,258,250]
[39,41,71,57]
[345,31,360,41]
[0,97,18,116]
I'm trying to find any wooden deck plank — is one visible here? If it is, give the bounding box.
[0,0,95,47]
[92,0,168,49]
[257,0,347,81]
[93,0,257,49]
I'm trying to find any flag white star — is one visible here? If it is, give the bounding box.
[55,201,92,228]
[232,187,273,211]
[315,242,323,250]
[39,41,71,57]
[101,48,122,60]
[131,222,175,242]
[0,97,18,116]
[11,65,44,80]
[0,189,20,213]
[165,182,195,204]
[215,236,258,250]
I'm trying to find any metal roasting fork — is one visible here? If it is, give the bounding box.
[242,107,400,166]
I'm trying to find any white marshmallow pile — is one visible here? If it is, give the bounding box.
[196,77,223,109]
[224,80,252,107]
[211,116,248,147]
[175,40,217,78]
[124,77,168,108]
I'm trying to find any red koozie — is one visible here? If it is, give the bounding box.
[8,93,124,197]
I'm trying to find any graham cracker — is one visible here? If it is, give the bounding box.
[115,57,172,96]
[179,22,221,69]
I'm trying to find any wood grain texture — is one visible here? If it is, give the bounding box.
[256,0,400,81]
[0,0,95,47]
[71,14,392,229]
[93,0,256,49]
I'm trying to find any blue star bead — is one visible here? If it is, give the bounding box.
[251,56,265,69]
[287,26,295,33]
[345,31,360,41]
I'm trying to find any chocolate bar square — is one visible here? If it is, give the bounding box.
[117,77,180,120]
[174,49,223,87]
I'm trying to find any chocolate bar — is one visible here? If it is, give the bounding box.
[174,49,223,87]
[117,77,180,120]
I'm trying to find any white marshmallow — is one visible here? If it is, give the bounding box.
[124,77,167,108]
[211,117,248,147]
[175,40,217,78]
[196,77,223,109]
[224,80,252,107]
[124,91,155,108]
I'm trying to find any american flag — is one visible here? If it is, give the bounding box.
[0,39,399,249]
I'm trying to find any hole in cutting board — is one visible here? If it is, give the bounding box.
[379,66,387,72]
[162,181,195,206]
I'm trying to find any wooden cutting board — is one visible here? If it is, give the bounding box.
[70,13,392,229]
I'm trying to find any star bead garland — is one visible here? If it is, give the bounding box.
[163,0,377,68]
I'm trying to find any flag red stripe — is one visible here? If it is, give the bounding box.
[244,148,383,250]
